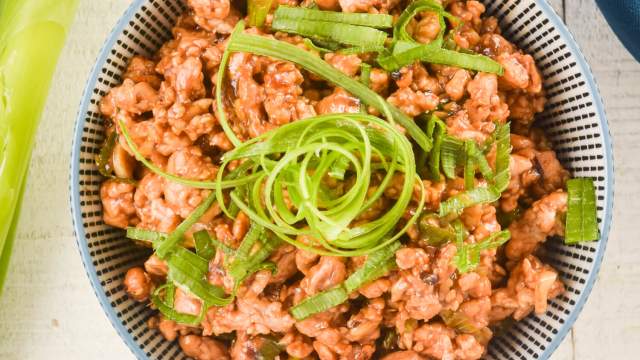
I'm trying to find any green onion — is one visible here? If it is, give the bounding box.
[193,230,216,260]
[271,18,388,53]
[0,0,79,293]
[248,0,273,27]
[565,178,599,244]
[96,131,117,177]
[464,141,477,190]
[440,309,480,334]
[418,215,455,246]
[359,63,372,113]
[378,42,504,74]
[438,123,511,216]
[440,135,465,179]
[274,6,393,28]
[427,115,446,181]
[344,241,399,292]
[291,242,398,320]
[151,283,205,325]
[222,23,431,151]
[290,286,349,320]
[392,0,446,45]
[155,191,217,259]
[492,122,512,192]
[303,38,337,53]
[255,336,284,360]
[452,230,510,273]
[126,227,166,243]
[214,112,424,256]
[228,230,281,285]
[166,248,232,305]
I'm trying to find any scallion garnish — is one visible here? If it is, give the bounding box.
[290,241,398,320]
[453,230,511,273]
[565,178,599,244]
[274,6,393,28]
[213,113,424,256]
[96,131,117,177]
[151,283,206,325]
[248,0,273,27]
[439,123,511,216]
[155,190,217,259]
[271,18,388,49]
[290,287,349,320]
[193,230,217,260]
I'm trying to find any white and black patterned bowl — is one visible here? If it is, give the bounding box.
[70,1,614,359]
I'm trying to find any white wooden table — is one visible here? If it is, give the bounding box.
[0,0,637,359]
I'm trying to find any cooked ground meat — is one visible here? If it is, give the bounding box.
[99,1,570,359]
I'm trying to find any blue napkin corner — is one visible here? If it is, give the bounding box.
[596,0,640,62]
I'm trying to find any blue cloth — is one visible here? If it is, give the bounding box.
[596,0,640,62]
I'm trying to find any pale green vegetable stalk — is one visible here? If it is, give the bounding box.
[0,0,79,295]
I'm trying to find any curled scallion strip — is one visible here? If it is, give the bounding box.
[215,113,424,256]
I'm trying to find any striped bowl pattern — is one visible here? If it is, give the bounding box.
[70,0,614,359]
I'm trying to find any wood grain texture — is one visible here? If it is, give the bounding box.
[0,0,637,359]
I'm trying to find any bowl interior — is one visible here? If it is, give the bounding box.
[70,0,613,359]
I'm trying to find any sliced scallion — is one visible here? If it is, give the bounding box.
[274,6,393,28]
[565,178,599,244]
[248,0,273,27]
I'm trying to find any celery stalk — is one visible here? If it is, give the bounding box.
[0,0,79,293]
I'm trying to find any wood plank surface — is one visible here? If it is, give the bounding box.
[0,0,637,359]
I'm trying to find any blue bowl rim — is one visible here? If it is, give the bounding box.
[69,1,615,359]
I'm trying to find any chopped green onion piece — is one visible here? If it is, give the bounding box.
[274,6,393,28]
[291,242,398,320]
[256,336,284,360]
[290,286,349,320]
[464,141,477,190]
[96,131,117,177]
[167,248,232,305]
[565,178,599,244]
[225,23,431,151]
[393,0,445,44]
[248,0,273,27]
[155,191,217,259]
[344,241,399,293]
[492,122,512,192]
[427,115,446,181]
[271,18,388,50]
[228,230,281,285]
[440,135,465,179]
[337,45,386,55]
[418,215,455,246]
[452,230,510,273]
[126,227,166,243]
[440,309,480,334]
[378,43,504,74]
[359,63,372,113]
[303,38,336,53]
[439,185,498,217]
[439,123,511,216]
[151,283,205,326]
[193,230,216,260]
